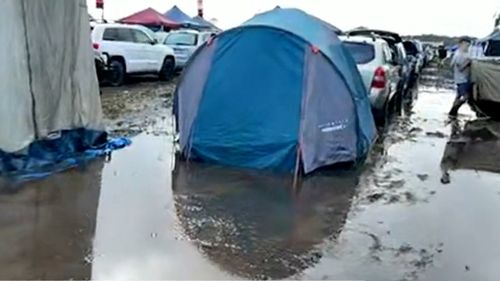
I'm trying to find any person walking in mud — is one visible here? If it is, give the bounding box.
[448,37,472,117]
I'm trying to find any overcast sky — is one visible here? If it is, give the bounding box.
[87,0,499,37]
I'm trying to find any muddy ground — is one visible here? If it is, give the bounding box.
[1,66,500,281]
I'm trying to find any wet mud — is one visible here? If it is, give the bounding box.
[1,63,500,280]
[100,77,177,137]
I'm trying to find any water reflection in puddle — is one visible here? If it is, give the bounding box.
[2,66,500,281]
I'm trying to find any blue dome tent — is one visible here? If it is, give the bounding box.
[174,8,376,174]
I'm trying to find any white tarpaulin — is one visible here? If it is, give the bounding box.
[471,59,500,103]
[0,0,102,153]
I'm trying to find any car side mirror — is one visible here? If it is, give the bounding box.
[151,38,158,45]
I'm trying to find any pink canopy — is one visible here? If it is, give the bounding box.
[119,8,180,29]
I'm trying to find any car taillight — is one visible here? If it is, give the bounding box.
[371,67,386,89]
[92,43,99,50]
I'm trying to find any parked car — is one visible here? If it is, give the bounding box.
[402,40,420,88]
[341,35,402,124]
[91,23,176,86]
[395,43,412,90]
[411,40,426,73]
[346,29,410,96]
[163,29,216,69]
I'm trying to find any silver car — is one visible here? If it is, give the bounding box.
[163,29,216,69]
[341,35,402,124]
[412,40,426,73]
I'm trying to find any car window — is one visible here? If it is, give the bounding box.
[132,29,152,44]
[200,33,211,43]
[103,28,135,42]
[164,32,198,46]
[382,44,392,63]
[141,28,157,40]
[117,29,135,42]
[397,45,407,60]
[102,28,119,41]
[342,41,375,64]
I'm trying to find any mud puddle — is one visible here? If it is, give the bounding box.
[2,65,500,281]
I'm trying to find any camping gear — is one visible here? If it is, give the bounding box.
[0,0,129,181]
[118,7,180,30]
[471,59,500,119]
[174,8,376,174]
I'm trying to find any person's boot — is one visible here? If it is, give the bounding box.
[441,171,451,184]
[448,107,459,117]
[449,98,465,117]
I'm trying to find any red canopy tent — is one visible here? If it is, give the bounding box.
[118,8,180,29]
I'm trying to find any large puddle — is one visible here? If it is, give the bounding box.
[1,66,500,281]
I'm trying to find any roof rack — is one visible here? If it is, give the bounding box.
[345,31,379,42]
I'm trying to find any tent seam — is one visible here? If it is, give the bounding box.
[21,0,39,139]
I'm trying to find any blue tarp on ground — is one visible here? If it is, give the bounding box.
[0,129,130,182]
[174,8,376,174]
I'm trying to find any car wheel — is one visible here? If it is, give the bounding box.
[108,60,125,87]
[95,59,105,84]
[373,107,386,127]
[394,91,403,115]
[373,97,391,127]
[159,57,175,81]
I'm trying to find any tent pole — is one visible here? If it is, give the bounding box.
[292,145,302,190]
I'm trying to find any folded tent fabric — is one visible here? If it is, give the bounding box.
[119,7,180,28]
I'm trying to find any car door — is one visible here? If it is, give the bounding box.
[396,44,410,88]
[115,28,146,72]
[382,44,399,98]
[130,29,159,72]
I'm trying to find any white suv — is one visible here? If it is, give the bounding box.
[91,23,176,86]
[340,35,402,124]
